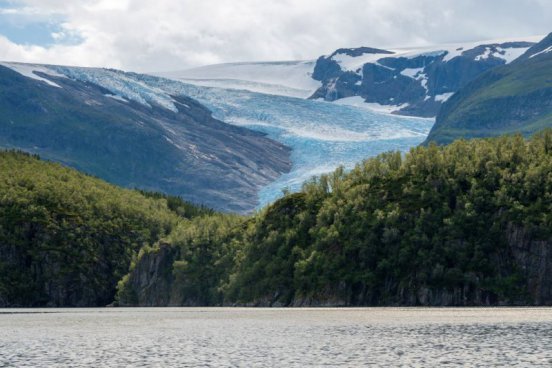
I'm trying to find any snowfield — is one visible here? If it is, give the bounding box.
[156,60,321,98]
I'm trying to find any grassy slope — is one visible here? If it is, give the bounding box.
[426,34,552,144]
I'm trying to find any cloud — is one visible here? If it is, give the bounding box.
[0,0,550,72]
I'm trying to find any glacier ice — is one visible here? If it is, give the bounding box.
[133,75,433,207]
[42,66,433,208]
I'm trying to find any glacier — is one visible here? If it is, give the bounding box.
[128,74,433,207]
[138,75,433,207]
[12,64,433,208]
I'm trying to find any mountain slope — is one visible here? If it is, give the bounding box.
[425,33,552,144]
[0,63,291,213]
[310,38,539,117]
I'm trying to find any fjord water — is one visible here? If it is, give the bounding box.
[1,308,551,367]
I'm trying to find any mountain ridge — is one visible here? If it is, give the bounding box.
[425,32,552,144]
[163,36,543,118]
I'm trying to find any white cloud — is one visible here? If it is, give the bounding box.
[0,0,550,72]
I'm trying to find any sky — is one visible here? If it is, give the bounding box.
[0,0,550,72]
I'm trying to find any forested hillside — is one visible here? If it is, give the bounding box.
[2,131,552,307]
[0,151,209,307]
[119,131,552,307]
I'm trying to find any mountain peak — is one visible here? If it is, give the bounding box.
[329,47,394,58]
[516,32,552,61]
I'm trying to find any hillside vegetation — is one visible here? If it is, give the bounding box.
[0,151,209,307]
[119,130,552,307]
[2,131,552,307]
[425,33,552,144]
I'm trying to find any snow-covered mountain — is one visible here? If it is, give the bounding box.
[0,62,291,212]
[311,37,541,117]
[0,62,430,209]
[166,36,543,117]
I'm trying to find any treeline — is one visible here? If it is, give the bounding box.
[0,150,207,307]
[2,130,552,307]
[119,130,552,306]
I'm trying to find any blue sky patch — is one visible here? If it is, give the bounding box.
[0,1,83,46]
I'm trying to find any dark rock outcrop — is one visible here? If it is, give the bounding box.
[311,41,535,117]
[120,226,552,307]
[117,243,180,307]
[508,224,552,305]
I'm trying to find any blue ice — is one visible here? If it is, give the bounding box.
[51,68,434,208]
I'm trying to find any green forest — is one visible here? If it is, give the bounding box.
[1,130,552,307]
[0,150,210,306]
[118,130,552,307]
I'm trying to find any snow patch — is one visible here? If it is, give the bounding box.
[400,67,424,79]
[333,96,410,114]
[434,36,541,63]
[475,46,531,63]
[530,45,552,59]
[434,92,454,102]
[496,47,531,63]
[475,47,492,61]
[0,62,64,88]
[105,94,128,102]
[331,52,393,73]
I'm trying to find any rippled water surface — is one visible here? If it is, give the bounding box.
[1,308,552,367]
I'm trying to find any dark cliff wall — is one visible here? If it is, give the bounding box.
[119,225,552,307]
[116,244,180,307]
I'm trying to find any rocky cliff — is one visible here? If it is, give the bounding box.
[120,225,552,307]
[311,40,535,117]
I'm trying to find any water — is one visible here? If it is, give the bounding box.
[1,308,552,367]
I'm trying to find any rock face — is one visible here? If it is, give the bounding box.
[117,244,180,307]
[120,226,552,307]
[117,243,203,307]
[507,224,552,305]
[0,63,292,213]
[311,41,535,117]
[425,33,552,144]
